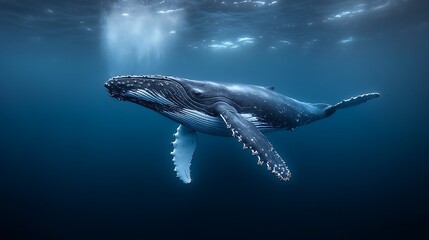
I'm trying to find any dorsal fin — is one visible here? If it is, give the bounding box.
[264,86,275,91]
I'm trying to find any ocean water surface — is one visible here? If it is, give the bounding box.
[1,0,428,238]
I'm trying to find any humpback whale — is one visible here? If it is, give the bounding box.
[105,75,379,183]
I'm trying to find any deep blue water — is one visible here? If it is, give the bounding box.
[1,0,428,239]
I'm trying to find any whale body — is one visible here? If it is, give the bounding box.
[105,75,379,183]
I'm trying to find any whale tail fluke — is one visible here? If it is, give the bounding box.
[325,92,380,115]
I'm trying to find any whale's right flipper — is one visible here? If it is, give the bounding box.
[325,92,380,115]
[171,124,197,184]
[215,103,291,181]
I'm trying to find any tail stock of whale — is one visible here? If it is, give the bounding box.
[324,92,380,116]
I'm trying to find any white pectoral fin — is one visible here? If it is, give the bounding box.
[215,103,291,181]
[171,125,197,184]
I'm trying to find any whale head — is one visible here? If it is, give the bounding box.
[104,75,226,114]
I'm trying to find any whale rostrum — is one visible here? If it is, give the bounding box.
[105,75,380,183]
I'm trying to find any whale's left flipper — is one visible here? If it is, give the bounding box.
[215,103,291,181]
[171,125,197,184]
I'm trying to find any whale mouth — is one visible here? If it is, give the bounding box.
[104,81,124,100]
[105,75,173,101]
[105,75,199,109]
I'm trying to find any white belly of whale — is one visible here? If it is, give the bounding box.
[162,108,274,136]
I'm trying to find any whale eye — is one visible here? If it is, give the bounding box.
[192,89,204,97]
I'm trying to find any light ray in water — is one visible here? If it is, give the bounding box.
[101,0,184,71]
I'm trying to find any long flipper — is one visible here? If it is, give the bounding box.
[215,103,291,181]
[171,125,197,183]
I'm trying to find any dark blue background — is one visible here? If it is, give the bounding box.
[1,0,428,239]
